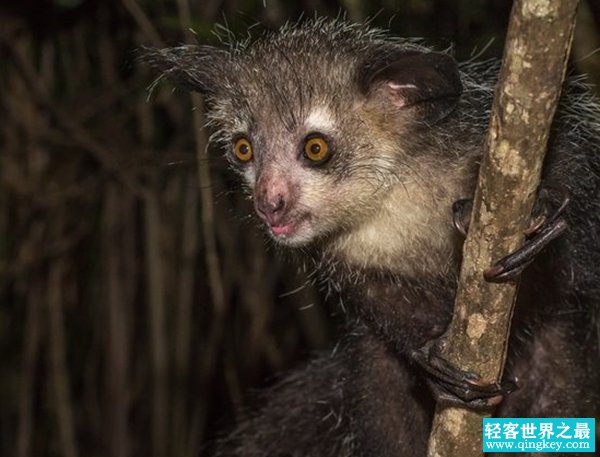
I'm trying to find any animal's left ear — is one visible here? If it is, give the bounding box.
[139,45,231,94]
[360,50,463,124]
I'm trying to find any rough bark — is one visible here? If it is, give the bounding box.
[427,1,579,456]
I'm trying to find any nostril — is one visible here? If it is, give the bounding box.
[262,195,284,215]
[270,195,285,214]
[256,194,286,222]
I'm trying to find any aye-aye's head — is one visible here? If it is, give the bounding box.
[145,19,472,268]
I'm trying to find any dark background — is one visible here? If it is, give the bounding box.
[1,1,599,457]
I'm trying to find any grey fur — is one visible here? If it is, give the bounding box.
[143,18,600,457]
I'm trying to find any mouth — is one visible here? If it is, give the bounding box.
[271,224,295,236]
[266,214,312,244]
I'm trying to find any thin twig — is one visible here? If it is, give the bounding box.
[16,276,43,457]
[171,173,199,457]
[48,256,79,457]
[104,183,131,457]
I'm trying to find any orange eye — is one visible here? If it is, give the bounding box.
[234,137,253,162]
[303,136,330,163]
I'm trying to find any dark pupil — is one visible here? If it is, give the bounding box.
[239,144,249,155]
[310,143,321,155]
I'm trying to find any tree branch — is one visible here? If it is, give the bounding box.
[427,1,579,456]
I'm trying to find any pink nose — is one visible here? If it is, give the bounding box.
[254,173,293,226]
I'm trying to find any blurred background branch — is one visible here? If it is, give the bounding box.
[0,1,598,456]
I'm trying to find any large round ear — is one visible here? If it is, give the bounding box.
[360,50,462,124]
[140,45,230,94]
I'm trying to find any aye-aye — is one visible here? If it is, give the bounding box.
[144,18,600,457]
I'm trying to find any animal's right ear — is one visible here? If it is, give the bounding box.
[140,45,230,94]
[359,49,462,124]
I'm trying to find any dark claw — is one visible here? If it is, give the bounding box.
[526,190,569,234]
[524,214,547,236]
[411,339,518,410]
[484,218,567,282]
[452,198,473,237]
[452,192,569,283]
[484,194,569,283]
